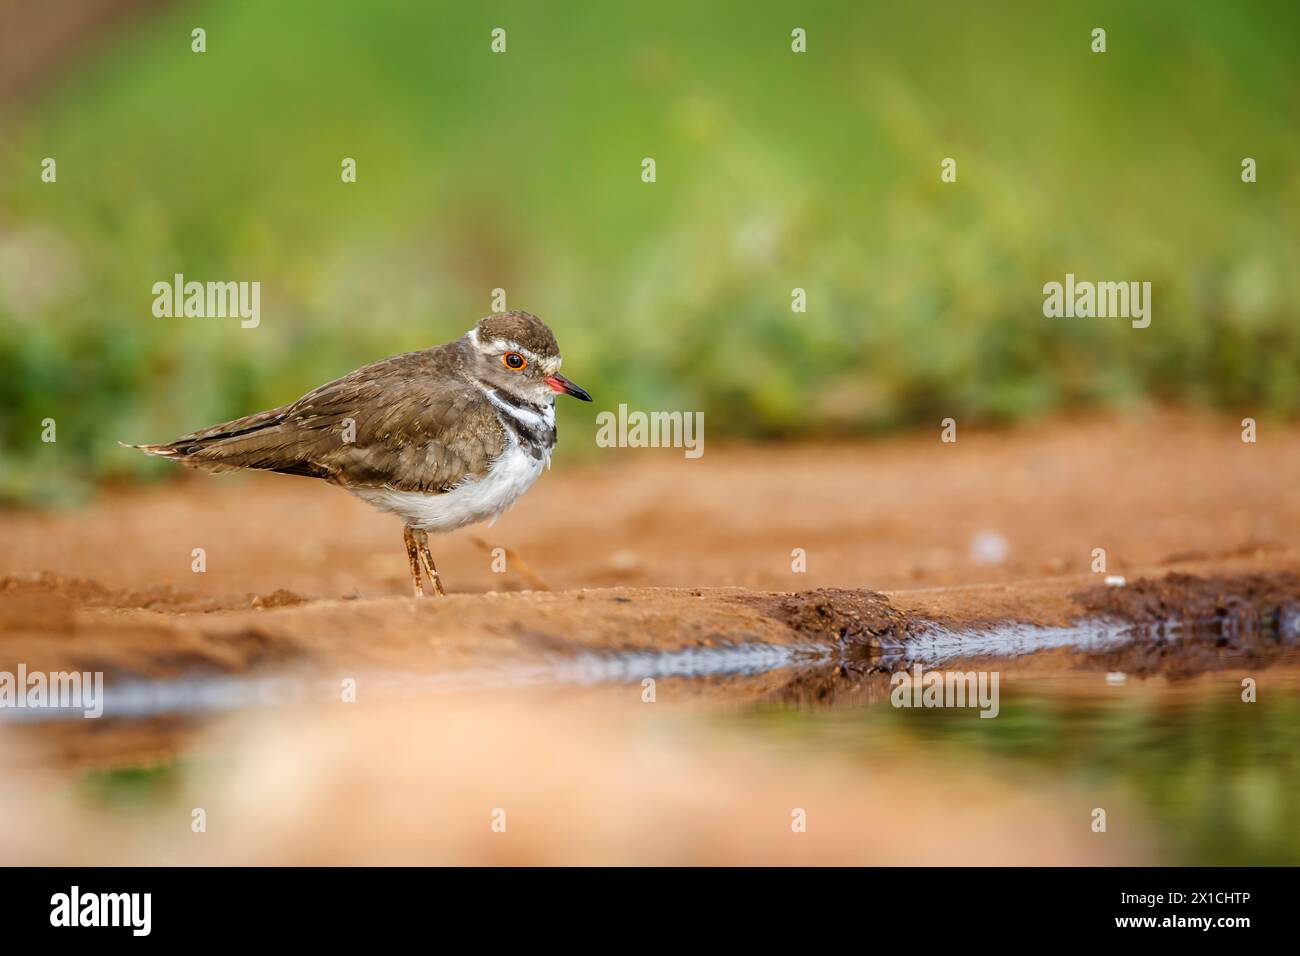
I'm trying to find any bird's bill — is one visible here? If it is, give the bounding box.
[546,374,592,402]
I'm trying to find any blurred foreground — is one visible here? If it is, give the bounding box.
[2,688,1155,866]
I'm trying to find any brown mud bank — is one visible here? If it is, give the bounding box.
[3,564,1298,687]
[4,409,1300,692]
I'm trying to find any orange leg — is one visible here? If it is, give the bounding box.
[413,528,445,596]
[403,526,425,598]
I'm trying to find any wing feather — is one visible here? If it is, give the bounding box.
[128,346,506,493]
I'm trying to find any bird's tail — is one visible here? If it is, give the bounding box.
[120,440,191,460]
[121,406,292,473]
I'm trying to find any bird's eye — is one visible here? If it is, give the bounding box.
[503,352,526,370]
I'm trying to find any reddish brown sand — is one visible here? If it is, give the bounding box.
[3,409,1299,681]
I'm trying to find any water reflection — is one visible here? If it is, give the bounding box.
[743,677,1300,865]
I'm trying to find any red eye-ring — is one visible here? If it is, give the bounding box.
[503,352,526,370]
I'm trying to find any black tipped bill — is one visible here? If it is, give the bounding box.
[546,374,592,402]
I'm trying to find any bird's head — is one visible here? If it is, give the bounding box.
[465,311,592,406]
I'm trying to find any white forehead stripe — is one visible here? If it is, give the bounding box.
[481,337,534,359]
[471,333,560,374]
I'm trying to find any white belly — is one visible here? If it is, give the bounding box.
[348,440,547,532]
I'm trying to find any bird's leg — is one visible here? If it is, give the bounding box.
[403,526,425,598]
[413,528,445,596]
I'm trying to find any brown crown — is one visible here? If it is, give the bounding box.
[476,311,560,359]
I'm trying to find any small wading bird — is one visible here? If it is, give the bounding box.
[127,312,591,596]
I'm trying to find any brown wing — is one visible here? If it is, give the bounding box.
[130,347,506,493]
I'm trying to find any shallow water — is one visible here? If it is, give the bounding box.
[10,616,1298,865]
[740,677,1300,866]
[0,642,829,722]
[0,615,1234,723]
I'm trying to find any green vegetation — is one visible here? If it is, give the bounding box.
[1,0,1297,502]
[78,760,187,809]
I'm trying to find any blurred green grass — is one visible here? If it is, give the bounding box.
[1,0,1298,503]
